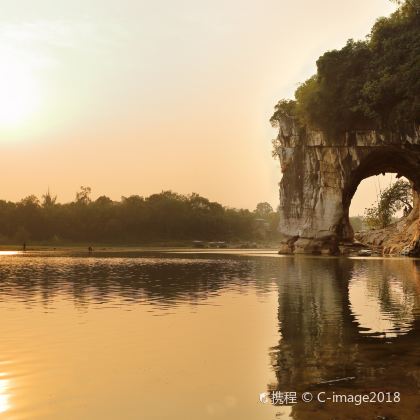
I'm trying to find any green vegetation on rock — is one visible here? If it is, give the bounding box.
[271,0,420,136]
[364,179,413,229]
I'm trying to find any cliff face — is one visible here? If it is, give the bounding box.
[274,116,420,255]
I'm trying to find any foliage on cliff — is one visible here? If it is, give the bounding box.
[271,0,420,135]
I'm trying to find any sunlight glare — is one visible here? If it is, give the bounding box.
[0,48,41,127]
[0,379,11,414]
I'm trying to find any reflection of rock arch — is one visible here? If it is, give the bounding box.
[269,258,360,392]
[274,116,420,254]
[269,258,420,419]
[349,259,420,337]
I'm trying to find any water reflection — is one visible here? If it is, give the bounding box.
[349,261,418,337]
[269,257,420,419]
[0,252,419,419]
[0,375,11,415]
[0,252,282,419]
[0,251,20,256]
[0,253,276,310]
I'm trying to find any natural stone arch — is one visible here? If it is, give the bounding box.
[274,115,420,255]
[343,149,420,244]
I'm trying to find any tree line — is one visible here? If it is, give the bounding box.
[0,187,279,244]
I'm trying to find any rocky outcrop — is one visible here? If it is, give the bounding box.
[355,194,420,256]
[274,116,420,255]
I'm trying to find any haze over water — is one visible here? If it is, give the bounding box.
[0,250,419,419]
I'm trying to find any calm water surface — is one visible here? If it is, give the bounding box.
[0,250,419,419]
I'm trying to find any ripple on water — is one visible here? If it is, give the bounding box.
[0,252,419,419]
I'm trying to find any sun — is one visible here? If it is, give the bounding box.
[0,49,41,127]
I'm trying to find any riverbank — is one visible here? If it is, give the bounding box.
[0,241,281,253]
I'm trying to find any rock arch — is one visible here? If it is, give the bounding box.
[274,116,420,255]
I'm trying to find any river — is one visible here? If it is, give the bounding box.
[0,250,419,419]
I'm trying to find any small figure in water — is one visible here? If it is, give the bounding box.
[23,242,26,252]
[403,206,410,217]
[88,246,93,254]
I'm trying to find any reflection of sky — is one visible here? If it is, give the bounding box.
[349,271,415,338]
[0,377,11,414]
[0,252,283,419]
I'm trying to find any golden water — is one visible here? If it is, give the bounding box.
[0,251,419,419]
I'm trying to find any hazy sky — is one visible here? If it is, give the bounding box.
[0,0,396,213]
